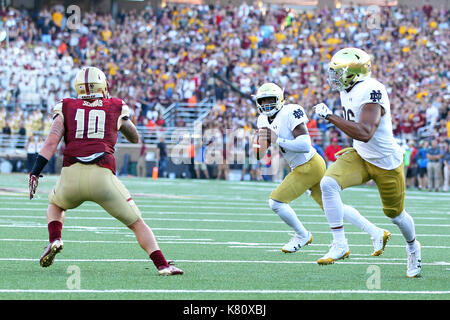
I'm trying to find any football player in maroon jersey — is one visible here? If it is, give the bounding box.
[29,66,183,276]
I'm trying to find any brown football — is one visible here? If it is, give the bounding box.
[254,128,271,159]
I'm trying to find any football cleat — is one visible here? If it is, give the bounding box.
[317,240,350,265]
[371,229,391,256]
[158,262,184,276]
[406,241,422,278]
[281,232,313,253]
[40,239,64,268]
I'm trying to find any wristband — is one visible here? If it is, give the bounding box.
[30,154,49,176]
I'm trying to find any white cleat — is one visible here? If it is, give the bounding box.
[40,239,64,268]
[317,240,350,265]
[281,232,313,253]
[406,241,422,278]
[371,229,391,256]
[158,262,184,276]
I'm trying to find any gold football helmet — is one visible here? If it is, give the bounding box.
[328,48,372,91]
[255,83,285,117]
[75,66,109,99]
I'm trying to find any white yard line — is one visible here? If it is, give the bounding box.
[0,212,448,221]
[1,224,450,244]
[1,236,450,250]
[0,289,448,295]
[0,257,448,267]
[0,213,448,227]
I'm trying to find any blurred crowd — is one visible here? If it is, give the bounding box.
[0,2,448,188]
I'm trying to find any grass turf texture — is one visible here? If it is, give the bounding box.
[0,173,449,300]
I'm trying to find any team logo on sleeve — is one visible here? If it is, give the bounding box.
[293,108,304,119]
[370,90,382,103]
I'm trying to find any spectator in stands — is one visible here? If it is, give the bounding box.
[216,142,229,181]
[2,121,11,135]
[0,2,449,179]
[442,141,450,192]
[416,140,429,190]
[405,140,418,188]
[0,107,6,130]
[324,138,342,167]
[312,136,325,160]
[157,135,168,178]
[194,139,210,179]
[17,120,26,137]
[426,138,443,192]
[137,141,147,178]
[25,134,38,173]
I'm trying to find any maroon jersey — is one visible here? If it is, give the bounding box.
[54,97,129,174]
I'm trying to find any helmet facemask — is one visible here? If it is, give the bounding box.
[257,96,283,117]
[328,67,357,92]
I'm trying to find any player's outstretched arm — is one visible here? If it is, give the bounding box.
[119,118,140,144]
[315,103,382,143]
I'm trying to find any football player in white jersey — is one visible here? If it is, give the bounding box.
[255,83,390,255]
[313,48,421,277]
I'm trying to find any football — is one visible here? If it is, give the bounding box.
[253,127,272,159]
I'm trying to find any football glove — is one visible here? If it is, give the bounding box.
[29,174,42,200]
[313,103,332,120]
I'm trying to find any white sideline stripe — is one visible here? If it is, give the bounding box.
[0,289,448,295]
[1,224,450,244]
[3,202,449,213]
[5,197,450,205]
[0,258,448,266]
[0,217,448,228]
[1,238,450,250]
[0,238,213,244]
[1,212,448,222]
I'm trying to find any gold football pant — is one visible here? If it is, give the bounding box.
[49,163,142,226]
[270,153,326,208]
[324,148,405,218]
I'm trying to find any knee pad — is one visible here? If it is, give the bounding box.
[320,176,341,195]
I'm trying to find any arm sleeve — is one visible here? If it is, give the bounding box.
[277,134,311,153]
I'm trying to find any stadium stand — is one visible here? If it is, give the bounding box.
[0,1,448,187]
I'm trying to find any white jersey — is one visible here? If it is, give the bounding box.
[257,104,316,169]
[339,77,403,170]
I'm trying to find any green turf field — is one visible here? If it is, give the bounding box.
[0,173,449,300]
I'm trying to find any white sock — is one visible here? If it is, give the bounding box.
[343,204,380,238]
[391,210,417,251]
[269,199,308,238]
[331,227,346,243]
[320,176,349,244]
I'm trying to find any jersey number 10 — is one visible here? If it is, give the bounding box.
[74,109,106,139]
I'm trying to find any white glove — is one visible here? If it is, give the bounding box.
[313,103,332,120]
